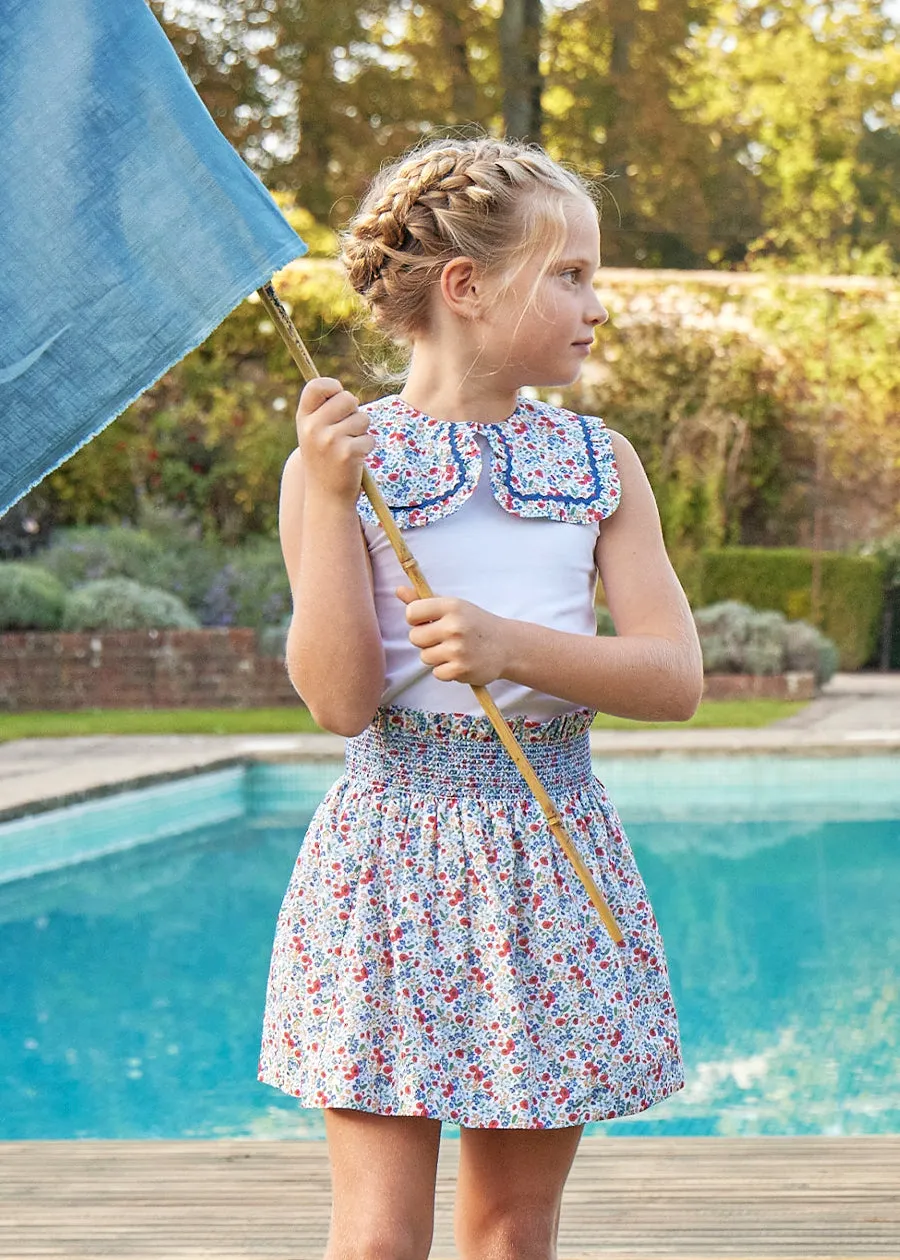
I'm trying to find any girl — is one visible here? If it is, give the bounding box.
[259,137,703,1260]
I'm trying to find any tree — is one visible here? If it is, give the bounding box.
[674,0,900,272]
[500,0,543,140]
[150,0,900,270]
[352,0,500,179]
[151,0,399,217]
[543,0,758,267]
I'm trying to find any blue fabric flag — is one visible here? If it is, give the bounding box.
[0,0,306,515]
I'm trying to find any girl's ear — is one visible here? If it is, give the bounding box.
[440,256,484,320]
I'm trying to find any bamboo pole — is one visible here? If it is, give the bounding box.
[257,282,624,945]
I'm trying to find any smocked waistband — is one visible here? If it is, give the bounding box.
[344,705,594,798]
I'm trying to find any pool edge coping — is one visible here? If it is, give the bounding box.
[0,732,898,824]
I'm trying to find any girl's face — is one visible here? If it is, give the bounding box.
[476,198,608,388]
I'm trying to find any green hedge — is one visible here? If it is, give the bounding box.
[700,547,883,670]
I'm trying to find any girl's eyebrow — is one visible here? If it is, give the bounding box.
[558,258,598,270]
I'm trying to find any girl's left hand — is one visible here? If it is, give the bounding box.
[396,587,507,685]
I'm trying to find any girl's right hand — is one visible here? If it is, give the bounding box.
[295,377,374,502]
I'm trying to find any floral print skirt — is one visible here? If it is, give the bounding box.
[258,705,683,1129]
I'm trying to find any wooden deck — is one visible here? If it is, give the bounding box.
[0,1137,897,1259]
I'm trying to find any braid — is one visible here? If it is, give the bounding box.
[370,149,484,246]
[344,146,493,298]
[341,137,594,339]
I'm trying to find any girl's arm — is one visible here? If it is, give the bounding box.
[280,379,385,736]
[400,431,704,722]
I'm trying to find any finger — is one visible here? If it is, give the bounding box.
[418,645,453,669]
[432,661,464,683]
[340,409,371,438]
[395,586,417,605]
[350,435,375,465]
[408,622,446,650]
[404,597,448,625]
[316,389,361,426]
[298,396,365,455]
[298,377,343,415]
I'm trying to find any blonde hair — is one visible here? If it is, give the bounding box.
[341,137,596,342]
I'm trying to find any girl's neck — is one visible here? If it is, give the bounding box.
[399,343,520,425]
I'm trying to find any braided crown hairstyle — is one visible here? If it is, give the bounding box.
[341,137,596,341]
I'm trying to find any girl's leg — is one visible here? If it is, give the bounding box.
[453,1125,584,1260]
[323,1108,442,1260]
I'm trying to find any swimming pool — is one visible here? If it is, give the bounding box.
[1,755,897,1139]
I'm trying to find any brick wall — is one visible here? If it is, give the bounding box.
[0,629,298,710]
[0,630,816,711]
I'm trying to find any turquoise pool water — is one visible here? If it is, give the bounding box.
[1,756,897,1139]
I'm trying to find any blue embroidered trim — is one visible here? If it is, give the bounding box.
[357,395,620,529]
[403,424,472,511]
[488,413,604,507]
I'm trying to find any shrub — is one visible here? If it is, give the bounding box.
[743,610,789,676]
[694,600,838,683]
[62,579,199,631]
[32,523,289,629]
[700,547,883,669]
[36,525,224,613]
[200,539,290,631]
[862,533,900,670]
[694,601,761,673]
[0,563,66,630]
[782,619,840,686]
[37,526,163,588]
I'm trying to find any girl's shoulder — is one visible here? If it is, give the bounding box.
[358,394,621,529]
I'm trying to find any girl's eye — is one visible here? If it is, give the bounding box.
[561,269,581,284]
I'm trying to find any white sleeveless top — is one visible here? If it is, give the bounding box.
[357,395,621,718]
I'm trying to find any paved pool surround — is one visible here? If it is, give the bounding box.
[0,672,897,822]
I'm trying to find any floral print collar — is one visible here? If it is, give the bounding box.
[357,394,621,529]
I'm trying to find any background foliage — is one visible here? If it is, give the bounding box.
[32,264,895,580]
[61,580,200,632]
[20,522,289,634]
[6,527,849,677]
[149,0,900,273]
[692,601,839,683]
[3,2,897,668]
[698,549,884,670]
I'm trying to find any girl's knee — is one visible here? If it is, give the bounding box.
[456,1206,557,1260]
[326,1218,432,1260]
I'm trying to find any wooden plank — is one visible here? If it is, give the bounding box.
[0,1137,897,1258]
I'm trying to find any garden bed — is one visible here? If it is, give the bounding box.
[0,630,816,711]
[702,672,815,701]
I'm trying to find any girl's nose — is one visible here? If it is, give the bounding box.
[588,299,609,327]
